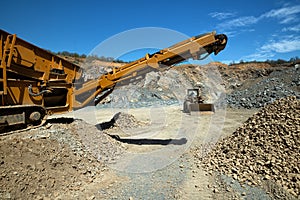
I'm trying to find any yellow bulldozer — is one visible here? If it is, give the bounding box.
[183,88,215,113]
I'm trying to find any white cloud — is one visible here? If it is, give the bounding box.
[217,16,259,30]
[262,5,300,24]
[223,29,255,38]
[242,35,300,61]
[209,12,236,20]
[223,31,238,38]
[215,5,300,32]
[279,16,297,24]
[282,24,300,32]
[241,52,275,61]
[261,37,300,53]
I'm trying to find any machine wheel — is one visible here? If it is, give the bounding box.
[0,105,47,134]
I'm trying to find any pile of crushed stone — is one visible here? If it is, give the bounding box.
[98,112,147,131]
[0,118,125,199]
[200,96,300,197]
[69,119,125,163]
[27,118,125,164]
[113,112,144,129]
[113,112,146,129]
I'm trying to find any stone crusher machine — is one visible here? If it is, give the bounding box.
[0,29,227,133]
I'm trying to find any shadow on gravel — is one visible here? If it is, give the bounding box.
[108,135,187,145]
[96,119,115,130]
[46,117,74,124]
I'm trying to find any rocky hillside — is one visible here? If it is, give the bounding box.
[63,56,300,109]
[226,66,300,108]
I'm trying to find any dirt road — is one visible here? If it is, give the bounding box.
[54,105,258,199]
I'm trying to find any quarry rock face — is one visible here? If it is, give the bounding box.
[226,67,300,108]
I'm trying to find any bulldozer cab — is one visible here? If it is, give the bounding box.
[187,89,199,97]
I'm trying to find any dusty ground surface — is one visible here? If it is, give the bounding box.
[2,105,291,200]
[1,61,299,199]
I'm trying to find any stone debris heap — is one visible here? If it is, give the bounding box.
[112,112,146,130]
[201,96,300,197]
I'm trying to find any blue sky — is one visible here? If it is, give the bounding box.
[1,0,300,63]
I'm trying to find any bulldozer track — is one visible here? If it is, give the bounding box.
[0,105,47,135]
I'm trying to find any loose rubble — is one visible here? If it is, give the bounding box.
[0,133,102,199]
[226,67,300,108]
[199,96,300,197]
[98,112,147,131]
[113,112,146,129]
[0,119,125,199]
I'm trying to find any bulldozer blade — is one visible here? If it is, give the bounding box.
[189,103,215,112]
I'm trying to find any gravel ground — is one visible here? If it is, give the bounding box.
[0,119,124,199]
